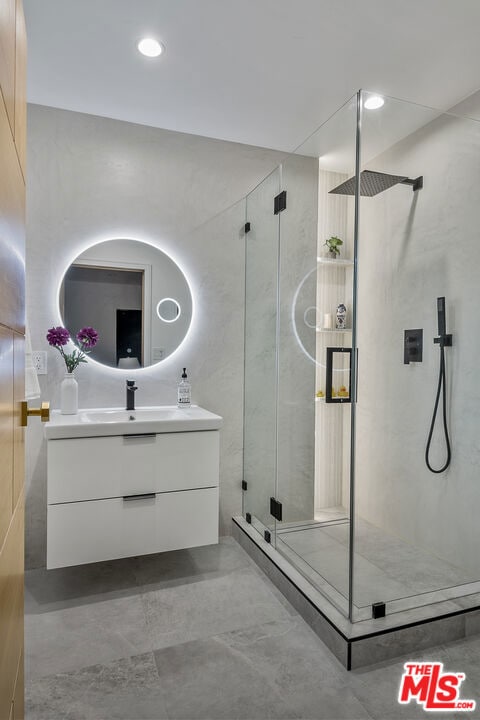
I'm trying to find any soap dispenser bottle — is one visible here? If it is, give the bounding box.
[177,368,191,408]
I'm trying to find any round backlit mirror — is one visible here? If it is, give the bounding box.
[59,239,193,369]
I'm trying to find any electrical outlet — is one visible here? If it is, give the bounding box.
[32,351,47,375]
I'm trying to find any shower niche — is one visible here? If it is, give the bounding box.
[236,89,480,666]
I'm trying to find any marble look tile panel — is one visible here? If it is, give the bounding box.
[153,616,371,720]
[25,536,251,616]
[140,565,293,651]
[131,535,253,590]
[233,518,352,628]
[24,556,139,614]
[277,524,343,555]
[26,652,168,720]
[25,593,153,680]
[232,519,350,666]
[154,635,294,720]
[275,535,349,613]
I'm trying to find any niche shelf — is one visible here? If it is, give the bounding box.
[316,327,352,333]
[315,396,350,404]
[317,257,354,267]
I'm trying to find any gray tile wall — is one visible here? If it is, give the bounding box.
[26,104,286,568]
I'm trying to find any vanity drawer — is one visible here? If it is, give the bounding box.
[47,486,219,569]
[48,430,220,503]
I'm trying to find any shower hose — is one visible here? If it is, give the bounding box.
[425,343,451,473]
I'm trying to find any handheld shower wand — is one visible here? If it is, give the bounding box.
[425,297,452,473]
[436,296,447,337]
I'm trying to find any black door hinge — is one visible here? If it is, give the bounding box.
[245,512,252,524]
[241,480,248,491]
[244,221,251,234]
[264,529,271,543]
[273,190,287,215]
[270,497,283,521]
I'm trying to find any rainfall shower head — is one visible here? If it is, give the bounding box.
[329,170,423,197]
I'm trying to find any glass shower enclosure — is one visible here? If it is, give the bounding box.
[243,90,480,623]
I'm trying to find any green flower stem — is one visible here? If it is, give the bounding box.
[55,343,90,373]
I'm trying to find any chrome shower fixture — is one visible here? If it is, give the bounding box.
[329,170,423,197]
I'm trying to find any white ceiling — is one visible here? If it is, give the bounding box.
[24,0,480,152]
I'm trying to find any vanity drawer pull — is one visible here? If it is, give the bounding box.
[122,433,156,439]
[123,493,156,502]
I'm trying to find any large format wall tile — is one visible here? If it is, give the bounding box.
[26,105,285,568]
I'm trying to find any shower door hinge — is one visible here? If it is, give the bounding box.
[241,480,248,491]
[245,512,252,524]
[270,497,283,521]
[264,529,271,543]
[273,190,287,215]
[372,601,386,619]
[244,221,251,234]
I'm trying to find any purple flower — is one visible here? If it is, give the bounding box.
[76,327,99,349]
[46,326,70,347]
[46,324,99,373]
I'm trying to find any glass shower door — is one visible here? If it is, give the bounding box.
[351,90,480,620]
[273,99,358,617]
[243,168,281,540]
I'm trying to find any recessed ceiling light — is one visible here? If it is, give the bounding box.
[364,95,385,110]
[137,38,163,58]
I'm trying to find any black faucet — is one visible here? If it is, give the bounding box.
[126,379,138,411]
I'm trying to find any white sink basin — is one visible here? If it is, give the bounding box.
[82,408,181,424]
[45,405,223,439]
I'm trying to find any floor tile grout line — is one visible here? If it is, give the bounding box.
[150,649,172,720]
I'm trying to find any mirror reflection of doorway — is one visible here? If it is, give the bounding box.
[62,265,144,367]
[116,309,142,367]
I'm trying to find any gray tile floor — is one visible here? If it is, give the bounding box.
[278,519,476,609]
[26,537,480,720]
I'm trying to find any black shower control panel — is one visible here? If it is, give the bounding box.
[404,329,423,364]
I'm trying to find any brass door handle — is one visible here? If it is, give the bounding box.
[21,401,50,426]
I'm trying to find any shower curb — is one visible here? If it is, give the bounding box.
[232,516,480,670]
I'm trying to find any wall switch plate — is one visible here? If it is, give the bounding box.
[32,351,47,375]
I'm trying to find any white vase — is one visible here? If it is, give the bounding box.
[60,372,78,415]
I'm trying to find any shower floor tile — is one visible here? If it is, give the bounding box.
[277,518,477,609]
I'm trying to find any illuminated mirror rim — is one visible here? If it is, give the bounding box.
[56,236,194,372]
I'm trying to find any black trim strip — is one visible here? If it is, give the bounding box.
[349,604,480,643]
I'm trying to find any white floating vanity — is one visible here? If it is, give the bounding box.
[45,405,222,569]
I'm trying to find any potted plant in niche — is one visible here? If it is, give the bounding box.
[324,235,343,259]
[46,325,99,415]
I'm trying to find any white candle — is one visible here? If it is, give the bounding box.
[324,313,333,330]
